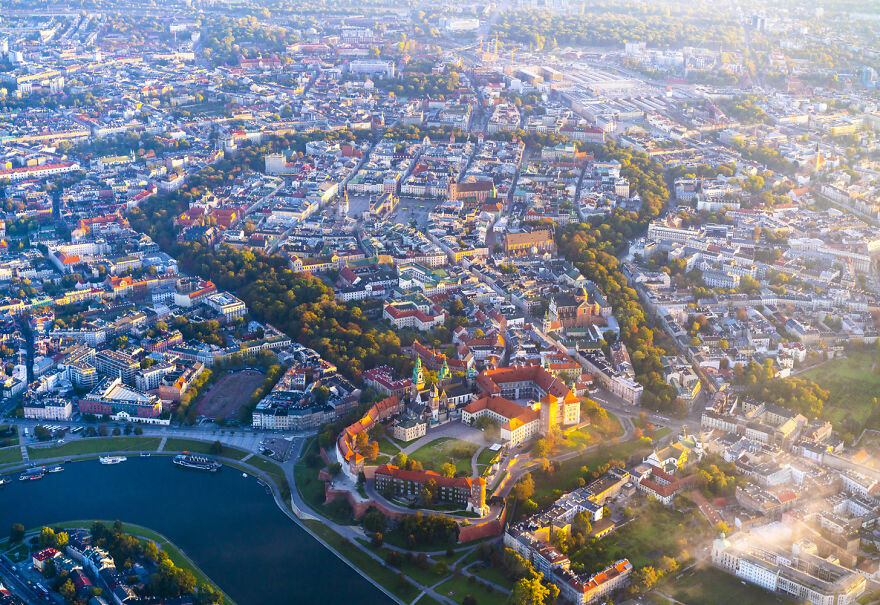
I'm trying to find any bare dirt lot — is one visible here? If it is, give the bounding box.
[197,370,265,419]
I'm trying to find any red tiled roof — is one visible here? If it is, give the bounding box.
[375,463,484,490]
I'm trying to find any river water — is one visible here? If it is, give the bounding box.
[0,458,388,604]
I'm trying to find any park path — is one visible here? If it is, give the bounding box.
[470,447,482,476]
[241,453,254,462]
[18,429,28,463]
[157,437,167,452]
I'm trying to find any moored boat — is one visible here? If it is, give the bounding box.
[173,452,222,472]
[99,456,127,465]
[20,467,45,481]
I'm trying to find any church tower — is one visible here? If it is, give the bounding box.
[429,383,440,421]
[410,356,425,401]
[438,357,451,385]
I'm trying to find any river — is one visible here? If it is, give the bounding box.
[0,458,389,604]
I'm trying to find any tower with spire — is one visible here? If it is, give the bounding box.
[339,188,350,217]
[438,357,451,384]
[410,356,425,401]
[429,383,440,421]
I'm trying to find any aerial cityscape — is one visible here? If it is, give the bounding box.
[0,0,878,603]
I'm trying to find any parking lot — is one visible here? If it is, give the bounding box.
[259,436,294,462]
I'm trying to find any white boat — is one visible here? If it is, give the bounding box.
[99,456,127,465]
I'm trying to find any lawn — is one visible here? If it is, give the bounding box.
[378,438,401,456]
[304,520,422,603]
[465,560,516,590]
[409,438,479,475]
[0,446,22,465]
[237,456,289,498]
[802,351,880,426]
[162,438,249,460]
[605,502,706,569]
[662,566,786,605]
[476,447,499,468]
[4,543,28,562]
[436,574,508,605]
[532,438,652,506]
[399,557,450,587]
[652,426,673,442]
[28,438,160,460]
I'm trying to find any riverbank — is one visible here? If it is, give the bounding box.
[9,520,236,605]
[0,456,388,604]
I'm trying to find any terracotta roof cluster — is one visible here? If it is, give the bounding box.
[476,365,577,403]
[463,395,539,431]
[411,340,469,370]
[639,465,696,499]
[384,302,445,323]
[337,395,401,469]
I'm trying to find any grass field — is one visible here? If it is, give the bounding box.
[436,575,508,605]
[802,351,880,426]
[652,426,673,442]
[237,456,289,498]
[608,503,704,568]
[476,447,498,468]
[409,438,479,475]
[661,566,785,605]
[0,446,22,465]
[197,370,265,419]
[28,438,160,460]
[532,438,652,506]
[162,438,249,460]
[465,561,515,589]
[304,520,421,603]
[378,438,401,456]
[4,543,28,562]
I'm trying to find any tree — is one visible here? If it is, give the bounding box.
[328,462,342,476]
[572,511,592,536]
[43,558,56,579]
[510,574,552,605]
[513,473,535,502]
[59,578,76,600]
[520,499,538,516]
[634,566,660,590]
[439,462,456,478]
[658,556,678,574]
[9,523,24,543]
[532,439,551,458]
[34,425,52,441]
[462,595,477,605]
[39,526,56,548]
[209,440,224,455]
[363,440,380,462]
[145,541,159,563]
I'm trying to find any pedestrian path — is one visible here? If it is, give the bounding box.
[19,430,28,462]
[157,437,167,452]
[241,453,254,462]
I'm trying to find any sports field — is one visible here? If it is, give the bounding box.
[802,352,880,426]
[197,370,265,419]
